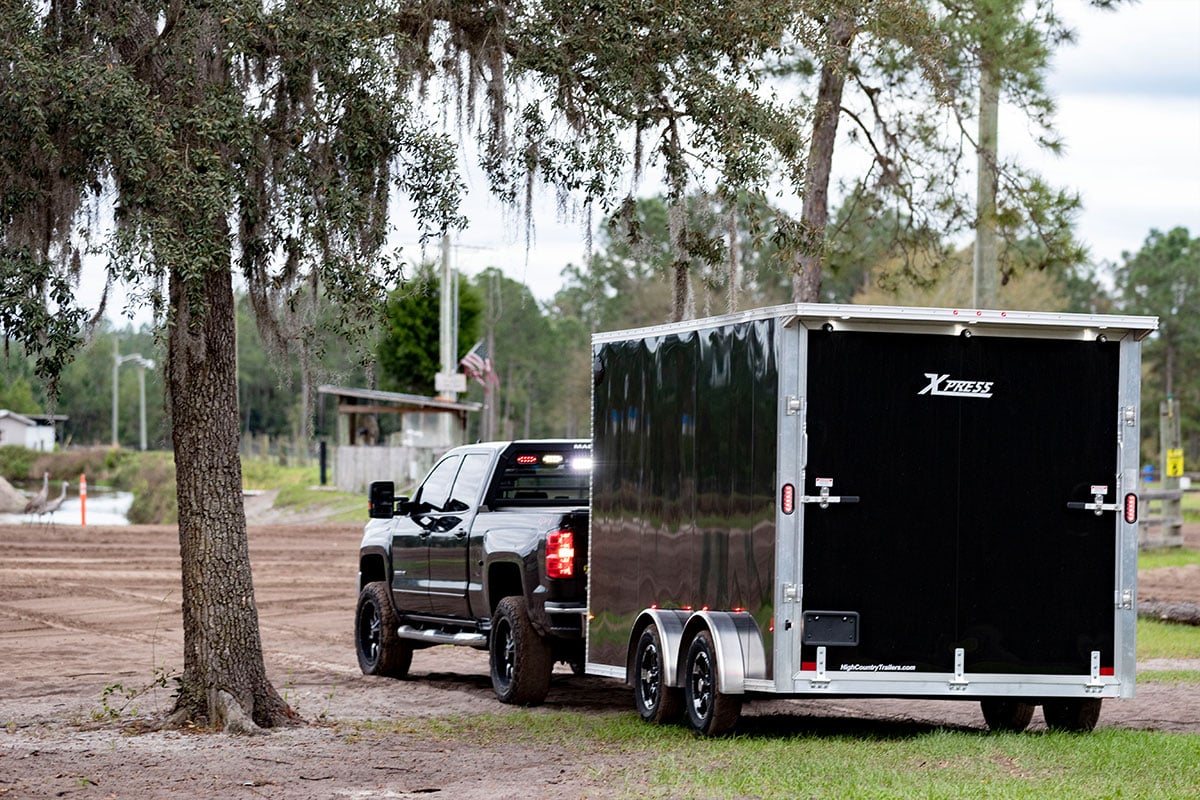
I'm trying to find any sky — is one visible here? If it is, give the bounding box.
[92,0,1200,325]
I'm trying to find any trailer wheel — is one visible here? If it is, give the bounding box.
[683,630,742,736]
[355,581,413,678]
[1042,698,1102,732]
[633,625,682,724]
[980,698,1035,733]
[490,596,553,705]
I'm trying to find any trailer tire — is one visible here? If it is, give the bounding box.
[1042,698,1102,732]
[633,625,683,724]
[683,630,742,736]
[355,581,413,678]
[490,596,553,706]
[980,698,1035,733]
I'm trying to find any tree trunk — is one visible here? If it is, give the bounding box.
[793,13,855,303]
[973,55,1000,309]
[167,256,292,730]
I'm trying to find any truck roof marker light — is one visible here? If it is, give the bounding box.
[1124,493,1138,524]
[516,455,538,465]
[782,484,795,514]
[542,454,564,465]
[546,530,575,578]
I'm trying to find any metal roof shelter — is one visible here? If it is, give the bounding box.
[317,385,482,446]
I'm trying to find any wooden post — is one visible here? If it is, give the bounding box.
[1160,397,1184,547]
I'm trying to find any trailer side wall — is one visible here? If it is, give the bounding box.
[589,319,779,674]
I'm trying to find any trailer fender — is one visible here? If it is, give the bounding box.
[627,609,691,688]
[680,611,768,695]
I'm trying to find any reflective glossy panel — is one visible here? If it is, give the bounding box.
[591,320,777,675]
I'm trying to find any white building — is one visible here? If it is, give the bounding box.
[0,410,57,451]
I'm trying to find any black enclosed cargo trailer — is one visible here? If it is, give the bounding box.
[587,304,1157,735]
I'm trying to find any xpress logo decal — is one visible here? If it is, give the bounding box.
[918,373,994,399]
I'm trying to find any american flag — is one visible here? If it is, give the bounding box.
[460,340,499,388]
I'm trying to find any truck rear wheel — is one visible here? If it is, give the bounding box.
[1043,698,1102,732]
[490,596,553,705]
[980,698,1035,733]
[634,625,682,724]
[683,630,742,736]
[355,581,413,678]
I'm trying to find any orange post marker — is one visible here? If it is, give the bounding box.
[80,474,87,526]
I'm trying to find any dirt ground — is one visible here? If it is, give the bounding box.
[1,516,1198,800]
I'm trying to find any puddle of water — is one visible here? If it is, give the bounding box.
[0,487,135,526]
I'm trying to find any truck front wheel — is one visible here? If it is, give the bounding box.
[355,581,413,678]
[683,630,742,736]
[490,596,553,705]
[1043,698,1102,732]
[634,625,682,724]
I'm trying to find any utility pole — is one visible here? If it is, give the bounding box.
[435,234,465,446]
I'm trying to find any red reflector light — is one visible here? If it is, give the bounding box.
[801,661,817,672]
[1124,493,1138,524]
[1101,666,1115,676]
[546,530,575,578]
[782,484,795,515]
[516,455,539,465]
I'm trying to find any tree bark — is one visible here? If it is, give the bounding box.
[793,13,856,303]
[167,253,292,730]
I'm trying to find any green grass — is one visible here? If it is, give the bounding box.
[355,710,1200,799]
[1140,547,1200,570]
[241,456,364,522]
[1137,670,1200,684]
[1138,618,1200,661]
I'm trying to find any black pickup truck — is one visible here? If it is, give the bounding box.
[355,439,591,705]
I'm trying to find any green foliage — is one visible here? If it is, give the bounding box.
[1117,227,1200,462]
[92,666,180,722]
[0,445,39,480]
[110,452,177,525]
[377,263,483,397]
[0,375,41,415]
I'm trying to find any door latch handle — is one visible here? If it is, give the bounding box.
[1067,493,1119,516]
[800,486,860,510]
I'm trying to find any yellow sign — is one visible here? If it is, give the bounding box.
[1166,448,1184,478]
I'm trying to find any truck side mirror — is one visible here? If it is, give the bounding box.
[368,481,395,519]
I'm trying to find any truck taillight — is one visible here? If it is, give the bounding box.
[1124,493,1138,524]
[547,530,575,578]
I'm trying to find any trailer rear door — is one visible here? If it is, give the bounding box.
[800,329,1120,677]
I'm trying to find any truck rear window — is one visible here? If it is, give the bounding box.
[490,444,591,506]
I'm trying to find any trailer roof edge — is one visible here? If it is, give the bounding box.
[590,303,1159,343]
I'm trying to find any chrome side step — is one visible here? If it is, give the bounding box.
[395,624,487,647]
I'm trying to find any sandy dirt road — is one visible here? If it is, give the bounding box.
[1,521,1197,799]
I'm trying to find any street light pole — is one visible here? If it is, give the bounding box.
[112,337,120,449]
[113,343,156,450]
